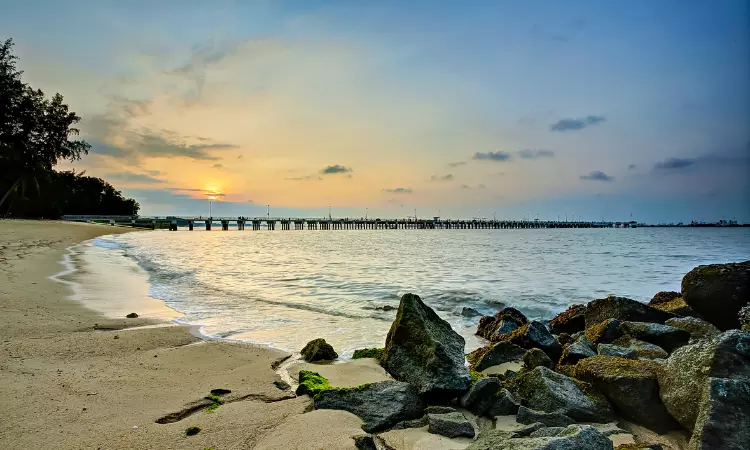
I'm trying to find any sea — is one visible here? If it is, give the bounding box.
[59,227,750,356]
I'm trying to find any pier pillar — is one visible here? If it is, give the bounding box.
[221,220,229,231]
[205,220,212,231]
[188,220,194,231]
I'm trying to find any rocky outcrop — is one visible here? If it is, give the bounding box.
[619,322,690,353]
[549,304,586,334]
[314,380,424,433]
[427,411,475,438]
[300,338,338,362]
[585,296,677,327]
[664,317,719,342]
[611,335,668,360]
[381,293,470,400]
[476,307,529,340]
[516,406,575,427]
[495,321,562,361]
[574,356,677,432]
[559,337,596,366]
[524,348,554,370]
[468,341,526,371]
[658,330,750,431]
[681,261,750,330]
[510,366,614,422]
[468,424,614,450]
[689,377,750,450]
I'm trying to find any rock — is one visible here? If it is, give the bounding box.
[352,348,384,360]
[517,406,575,427]
[314,380,424,433]
[427,411,475,438]
[549,304,586,335]
[468,341,526,371]
[461,307,482,317]
[468,424,614,450]
[689,377,750,450]
[296,370,332,397]
[611,336,668,360]
[273,380,291,391]
[353,434,378,450]
[300,338,338,362]
[559,337,596,366]
[529,427,565,437]
[495,321,562,361]
[681,261,750,330]
[597,344,637,359]
[485,388,522,416]
[461,377,500,414]
[524,348,554,370]
[584,319,624,345]
[476,307,529,340]
[650,297,696,317]
[425,405,456,414]
[585,296,677,327]
[375,305,396,311]
[658,330,750,431]
[619,321,690,353]
[125,312,138,318]
[650,291,682,305]
[664,317,720,342]
[739,305,750,332]
[511,366,614,422]
[381,293,471,400]
[513,423,548,437]
[556,333,574,347]
[574,356,677,433]
[390,415,429,430]
[614,444,663,450]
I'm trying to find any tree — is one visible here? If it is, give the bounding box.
[0,38,90,208]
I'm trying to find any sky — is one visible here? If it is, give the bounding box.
[2,0,749,223]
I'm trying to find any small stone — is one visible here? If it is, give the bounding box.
[300,338,338,362]
[353,434,378,450]
[273,380,291,391]
[113,335,119,340]
[427,412,475,438]
[126,313,138,318]
[461,307,482,317]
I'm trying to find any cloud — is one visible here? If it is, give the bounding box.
[628,164,637,170]
[518,149,555,159]
[448,161,466,167]
[164,39,241,101]
[461,184,487,189]
[580,170,615,182]
[653,157,696,170]
[382,187,413,194]
[285,175,322,181]
[430,173,454,181]
[473,151,512,162]
[550,115,606,132]
[104,171,166,184]
[320,165,353,175]
[168,187,225,198]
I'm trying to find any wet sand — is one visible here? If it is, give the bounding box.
[0,220,364,449]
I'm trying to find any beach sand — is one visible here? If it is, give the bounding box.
[0,220,368,449]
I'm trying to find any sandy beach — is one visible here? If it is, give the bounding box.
[0,220,369,449]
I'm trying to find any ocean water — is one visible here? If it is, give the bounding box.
[67,228,750,356]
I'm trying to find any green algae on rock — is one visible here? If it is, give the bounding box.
[352,348,384,360]
[300,338,338,362]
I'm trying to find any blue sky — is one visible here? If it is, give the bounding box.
[2,0,748,222]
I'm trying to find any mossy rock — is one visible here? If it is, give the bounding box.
[300,338,338,362]
[475,307,528,340]
[612,335,668,359]
[493,321,562,361]
[585,296,677,327]
[295,370,332,397]
[352,348,384,360]
[584,318,622,345]
[682,261,750,330]
[650,291,681,305]
[467,341,526,372]
[650,297,695,317]
[549,304,586,335]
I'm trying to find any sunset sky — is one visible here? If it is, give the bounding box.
[3,0,749,222]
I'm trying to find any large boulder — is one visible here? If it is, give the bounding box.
[468,341,526,371]
[650,291,682,304]
[468,424,614,450]
[549,304,586,335]
[681,261,750,330]
[574,356,677,433]
[381,293,471,400]
[585,296,677,327]
[664,317,720,342]
[559,337,596,366]
[300,338,338,362]
[658,330,750,431]
[460,377,500,414]
[510,366,614,422]
[517,406,575,427]
[650,296,696,317]
[619,322,690,353]
[314,380,424,433]
[476,307,529,340]
[427,411,475,438]
[584,319,624,345]
[495,321,562,361]
[689,377,750,450]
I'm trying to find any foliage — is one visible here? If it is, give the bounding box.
[0,38,139,217]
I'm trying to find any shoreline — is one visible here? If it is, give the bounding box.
[0,220,361,449]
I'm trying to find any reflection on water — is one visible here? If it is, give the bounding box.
[73,228,749,355]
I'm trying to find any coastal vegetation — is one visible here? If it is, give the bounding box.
[0,38,138,218]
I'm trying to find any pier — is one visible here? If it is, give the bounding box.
[62,215,637,230]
